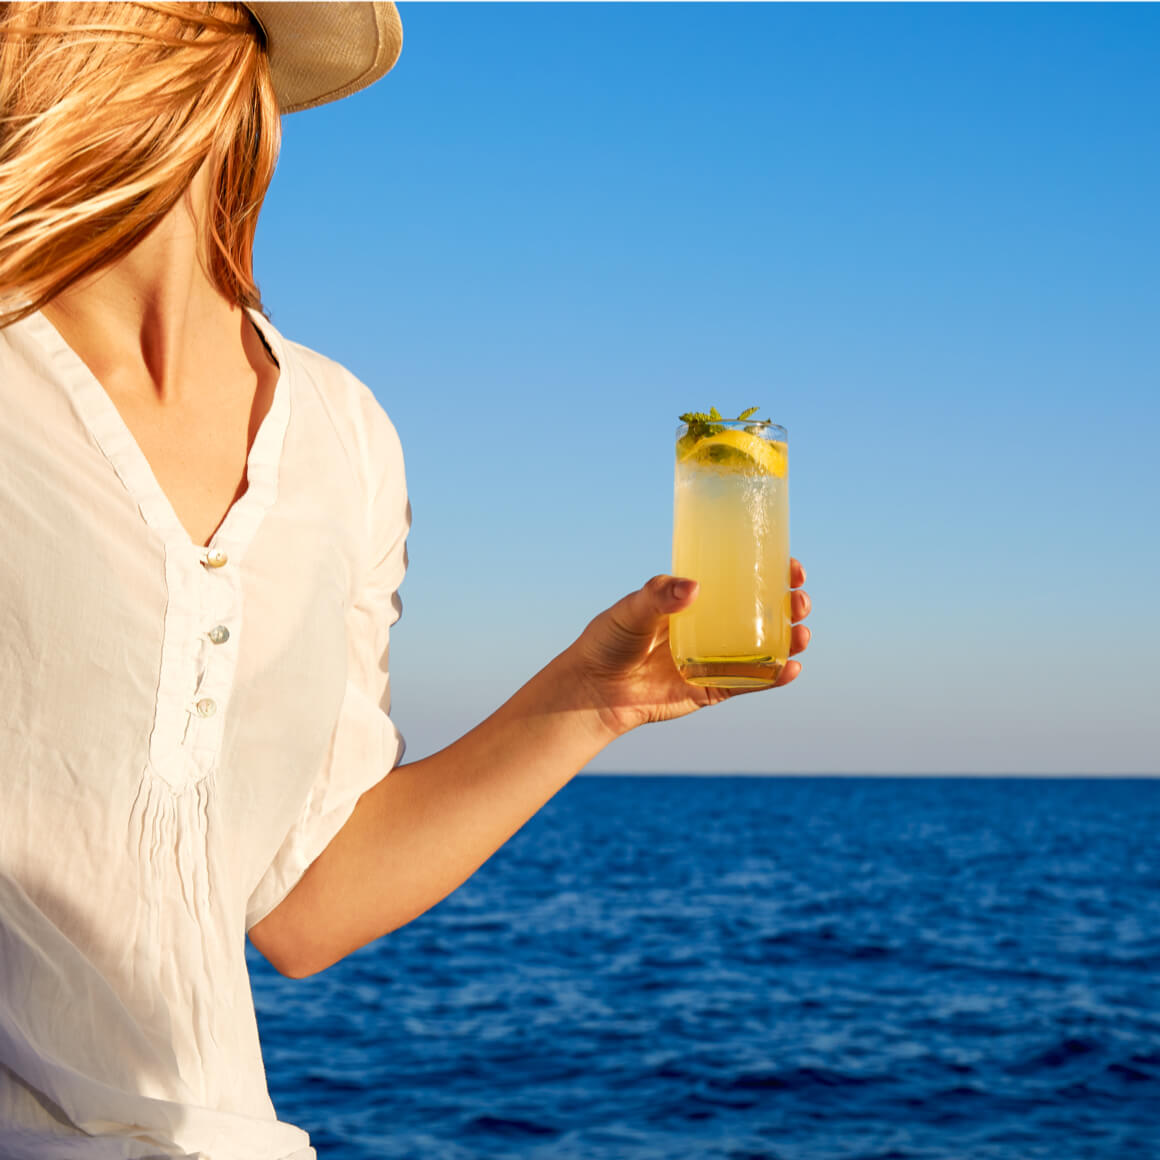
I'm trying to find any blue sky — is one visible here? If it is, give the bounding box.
[255,3,1159,774]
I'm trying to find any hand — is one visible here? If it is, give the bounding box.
[572,559,812,738]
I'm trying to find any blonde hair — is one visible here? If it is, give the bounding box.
[0,1,280,325]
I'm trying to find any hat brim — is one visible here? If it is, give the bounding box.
[243,2,402,114]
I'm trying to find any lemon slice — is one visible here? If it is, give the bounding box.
[681,429,787,478]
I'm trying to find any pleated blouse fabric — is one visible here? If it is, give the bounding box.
[0,309,409,1159]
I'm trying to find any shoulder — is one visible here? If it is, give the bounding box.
[268,328,411,567]
[256,313,405,489]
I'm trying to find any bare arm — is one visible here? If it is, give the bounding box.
[249,565,812,978]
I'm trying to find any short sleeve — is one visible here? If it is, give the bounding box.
[245,386,409,930]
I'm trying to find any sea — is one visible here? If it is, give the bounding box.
[247,776,1160,1160]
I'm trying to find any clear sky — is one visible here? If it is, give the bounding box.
[254,3,1159,775]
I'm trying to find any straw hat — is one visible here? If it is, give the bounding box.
[242,2,403,114]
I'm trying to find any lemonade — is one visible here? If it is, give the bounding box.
[670,412,790,687]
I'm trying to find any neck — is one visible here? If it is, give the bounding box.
[41,165,260,404]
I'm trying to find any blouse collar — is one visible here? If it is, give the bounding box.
[8,306,293,564]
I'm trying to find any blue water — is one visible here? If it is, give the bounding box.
[248,776,1160,1159]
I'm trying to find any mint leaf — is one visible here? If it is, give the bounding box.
[679,405,764,439]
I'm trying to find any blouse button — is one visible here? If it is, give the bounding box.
[208,625,230,645]
[195,698,217,718]
[204,548,229,569]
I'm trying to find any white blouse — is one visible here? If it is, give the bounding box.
[0,309,409,1159]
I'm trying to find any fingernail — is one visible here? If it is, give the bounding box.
[671,579,696,601]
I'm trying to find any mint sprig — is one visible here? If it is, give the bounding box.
[678,405,770,445]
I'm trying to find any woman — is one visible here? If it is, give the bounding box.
[0,2,811,1157]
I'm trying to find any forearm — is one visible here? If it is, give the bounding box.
[249,570,811,979]
[251,643,617,978]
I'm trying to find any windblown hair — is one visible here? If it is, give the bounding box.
[0,1,279,325]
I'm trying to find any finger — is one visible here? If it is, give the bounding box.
[789,623,811,656]
[791,589,811,622]
[790,558,806,588]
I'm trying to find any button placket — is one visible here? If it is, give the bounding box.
[199,561,235,655]
[183,542,241,770]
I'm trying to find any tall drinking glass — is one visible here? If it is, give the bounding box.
[670,418,790,687]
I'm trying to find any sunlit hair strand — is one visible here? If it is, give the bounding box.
[0,1,280,325]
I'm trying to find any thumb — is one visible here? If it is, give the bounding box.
[584,575,699,672]
[616,574,698,633]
